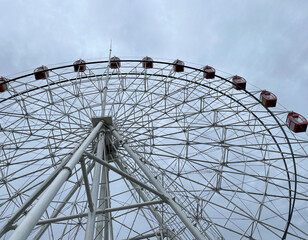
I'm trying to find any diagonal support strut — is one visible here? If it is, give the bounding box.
[8,121,104,240]
[109,125,210,240]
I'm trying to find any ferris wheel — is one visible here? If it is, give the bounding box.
[0,54,308,240]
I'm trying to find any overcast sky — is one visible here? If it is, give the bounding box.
[1,0,308,119]
[1,1,308,239]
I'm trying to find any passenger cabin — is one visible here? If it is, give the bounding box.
[73,59,86,72]
[142,56,153,69]
[34,66,49,80]
[232,75,246,90]
[0,77,8,92]
[110,57,121,69]
[260,91,277,107]
[286,112,307,133]
[173,59,184,72]
[203,65,215,79]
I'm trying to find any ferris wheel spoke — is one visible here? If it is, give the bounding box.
[158,167,256,237]
[110,126,212,239]
[204,193,284,238]
[4,122,103,240]
[146,156,291,237]
[141,158,227,234]
[32,161,95,239]
[113,84,165,126]
[219,173,290,224]
[115,181,166,238]
[0,149,80,238]
[1,59,308,239]
[113,156,184,240]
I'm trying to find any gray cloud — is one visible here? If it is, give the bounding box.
[1,1,308,238]
[1,0,307,116]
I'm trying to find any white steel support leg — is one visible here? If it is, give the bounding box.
[95,43,112,239]
[112,157,179,240]
[109,126,209,240]
[0,144,81,238]
[106,171,114,240]
[8,121,103,240]
[106,170,114,240]
[102,165,114,240]
[33,162,95,240]
[85,132,104,240]
[114,157,164,222]
[96,141,110,240]
[102,165,109,239]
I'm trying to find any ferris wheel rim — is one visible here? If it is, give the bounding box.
[0,58,305,239]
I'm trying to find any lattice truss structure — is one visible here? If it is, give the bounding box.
[0,59,308,240]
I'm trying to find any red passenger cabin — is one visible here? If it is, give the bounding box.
[232,75,246,90]
[0,77,8,92]
[110,57,121,69]
[260,91,277,107]
[142,56,153,69]
[34,66,49,80]
[173,59,184,72]
[73,59,86,72]
[203,65,215,79]
[286,112,307,133]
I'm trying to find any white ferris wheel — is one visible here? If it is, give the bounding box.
[0,53,308,240]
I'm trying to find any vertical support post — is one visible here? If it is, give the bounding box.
[85,132,104,240]
[103,165,110,239]
[96,41,113,238]
[96,137,109,240]
[109,126,208,240]
[8,121,103,240]
[106,169,114,240]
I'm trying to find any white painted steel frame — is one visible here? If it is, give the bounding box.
[0,59,308,239]
[8,121,104,240]
[109,126,209,240]
[32,161,96,240]
[84,151,165,198]
[35,200,165,226]
[0,143,81,238]
[112,156,178,239]
[84,132,103,240]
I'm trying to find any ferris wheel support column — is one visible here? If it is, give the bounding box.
[98,45,113,239]
[85,132,104,240]
[109,126,209,240]
[0,143,82,238]
[97,158,112,240]
[8,121,104,240]
[95,134,112,240]
[32,162,96,240]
